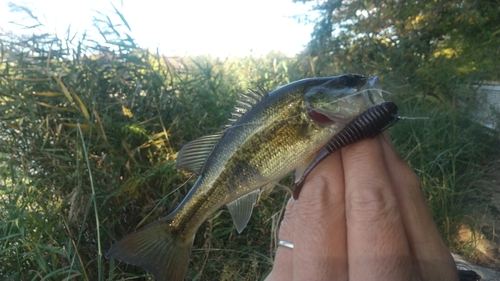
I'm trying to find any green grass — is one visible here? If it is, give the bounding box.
[1,4,499,281]
[389,93,500,249]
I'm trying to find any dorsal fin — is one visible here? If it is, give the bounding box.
[176,132,224,174]
[225,88,268,128]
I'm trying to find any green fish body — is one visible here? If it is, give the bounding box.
[107,74,385,281]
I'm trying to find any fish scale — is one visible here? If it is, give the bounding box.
[107,74,390,281]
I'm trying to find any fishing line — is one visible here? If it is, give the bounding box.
[323,88,395,105]
[358,88,395,97]
[135,173,195,230]
[397,116,429,120]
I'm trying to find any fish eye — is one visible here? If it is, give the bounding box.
[339,74,357,88]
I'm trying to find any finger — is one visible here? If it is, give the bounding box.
[292,151,348,281]
[265,198,296,281]
[343,136,417,281]
[380,132,459,280]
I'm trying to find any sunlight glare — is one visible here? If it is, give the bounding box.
[0,0,316,57]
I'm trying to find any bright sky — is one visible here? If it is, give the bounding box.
[0,0,317,57]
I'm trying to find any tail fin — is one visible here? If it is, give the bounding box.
[107,219,194,281]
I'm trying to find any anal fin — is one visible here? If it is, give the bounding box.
[226,189,260,233]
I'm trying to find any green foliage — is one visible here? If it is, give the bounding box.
[296,0,500,101]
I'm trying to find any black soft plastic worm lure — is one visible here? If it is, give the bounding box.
[293,101,400,199]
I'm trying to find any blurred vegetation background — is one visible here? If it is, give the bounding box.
[1,0,499,280]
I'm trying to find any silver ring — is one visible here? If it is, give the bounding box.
[278,240,294,249]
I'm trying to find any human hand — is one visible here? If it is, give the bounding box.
[265,132,459,281]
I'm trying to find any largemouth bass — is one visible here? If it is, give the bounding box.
[107,74,386,281]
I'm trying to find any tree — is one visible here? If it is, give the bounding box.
[296,0,500,101]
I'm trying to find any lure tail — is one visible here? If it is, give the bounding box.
[107,219,194,281]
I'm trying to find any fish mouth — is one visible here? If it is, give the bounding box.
[305,75,385,126]
[307,106,363,126]
[306,108,337,125]
[306,89,379,125]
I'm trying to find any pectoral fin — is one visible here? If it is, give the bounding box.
[294,153,317,184]
[226,189,260,233]
[294,150,329,199]
[294,153,317,191]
